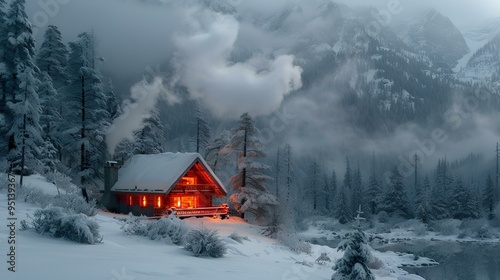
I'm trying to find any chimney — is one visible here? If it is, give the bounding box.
[101,161,120,210]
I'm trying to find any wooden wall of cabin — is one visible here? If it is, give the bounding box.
[113,192,214,216]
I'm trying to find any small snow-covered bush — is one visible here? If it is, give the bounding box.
[377,211,389,223]
[44,170,76,194]
[18,186,53,207]
[52,194,98,216]
[32,207,102,244]
[315,252,331,265]
[276,230,312,254]
[228,232,249,243]
[121,214,149,236]
[368,256,385,269]
[12,184,97,216]
[431,219,460,235]
[121,215,189,245]
[184,227,227,258]
[493,204,500,227]
[147,217,189,245]
[413,223,428,236]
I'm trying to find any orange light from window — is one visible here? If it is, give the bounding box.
[157,197,161,208]
[182,177,195,185]
[129,195,132,206]
[142,196,147,207]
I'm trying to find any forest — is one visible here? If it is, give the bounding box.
[1,0,499,228]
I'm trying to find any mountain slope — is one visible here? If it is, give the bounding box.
[402,9,470,71]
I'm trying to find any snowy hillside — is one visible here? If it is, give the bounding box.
[402,9,469,70]
[459,32,500,93]
[0,174,429,280]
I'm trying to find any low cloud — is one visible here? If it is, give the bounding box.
[173,7,303,119]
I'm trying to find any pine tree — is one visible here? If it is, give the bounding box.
[449,177,476,219]
[279,143,293,215]
[381,167,410,218]
[343,156,352,190]
[484,174,495,219]
[332,210,375,280]
[36,25,68,90]
[365,157,381,215]
[431,159,452,219]
[351,165,364,214]
[113,138,133,164]
[335,183,353,224]
[329,169,338,213]
[225,113,277,222]
[38,72,61,149]
[308,159,320,211]
[133,107,165,155]
[205,130,230,173]
[5,0,43,188]
[415,176,434,223]
[62,31,110,186]
[37,72,61,171]
[105,78,119,120]
[193,105,211,154]
[0,0,10,157]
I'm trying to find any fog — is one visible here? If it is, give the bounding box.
[24,0,500,176]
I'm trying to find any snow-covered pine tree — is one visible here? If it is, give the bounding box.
[351,165,364,214]
[133,107,165,155]
[105,78,119,120]
[224,113,277,222]
[307,159,320,211]
[281,143,293,215]
[483,174,495,219]
[113,138,133,164]
[365,156,381,215]
[381,167,410,218]
[449,177,477,219]
[193,105,211,154]
[38,73,61,148]
[343,156,352,190]
[323,171,331,213]
[335,183,353,224]
[431,159,452,219]
[328,169,338,214]
[62,31,109,186]
[37,72,60,171]
[5,0,43,187]
[332,211,375,280]
[0,0,9,157]
[415,176,434,223]
[36,25,68,90]
[205,129,230,173]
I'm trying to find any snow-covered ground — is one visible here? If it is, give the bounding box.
[0,174,429,280]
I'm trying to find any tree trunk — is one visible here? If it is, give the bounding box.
[19,113,26,188]
[241,128,247,219]
[80,74,86,185]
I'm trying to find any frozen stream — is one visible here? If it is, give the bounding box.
[309,237,500,280]
[374,240,500,280]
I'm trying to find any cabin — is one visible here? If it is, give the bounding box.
[101,152,228,218]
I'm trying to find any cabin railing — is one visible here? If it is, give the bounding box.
[162,204,229,218]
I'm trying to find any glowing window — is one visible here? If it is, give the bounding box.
[141,196,147,207]
[181,177,195,185]
[157,197,162,208]
[173,196,197,208]
[129,195,132,206]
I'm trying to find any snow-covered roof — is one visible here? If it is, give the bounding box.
[111,152,226,195]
